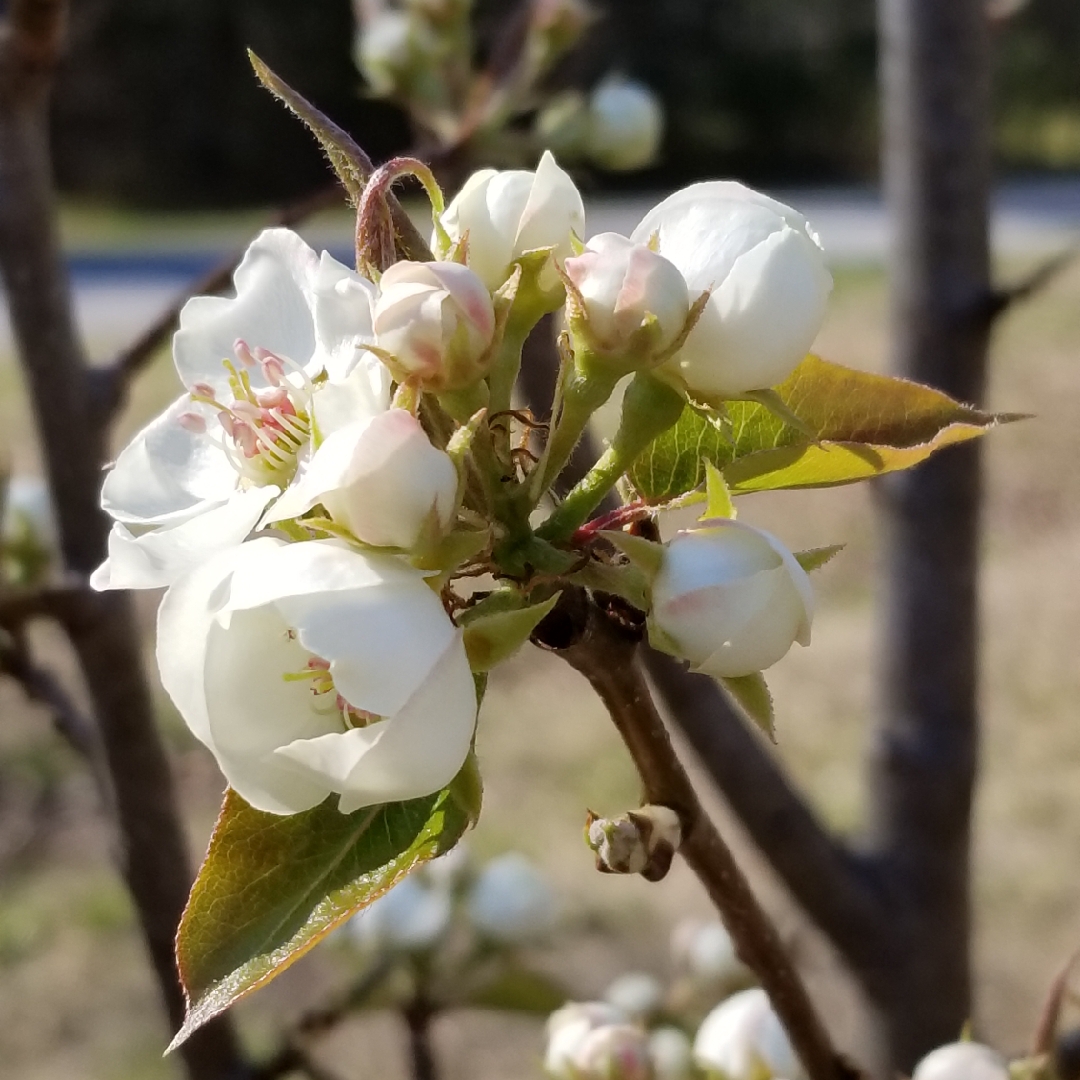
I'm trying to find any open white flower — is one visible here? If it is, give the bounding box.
[694,988,805,1080]
[651,520,813,678]
[546,1003,631,1080]
[436,150,585,292]
[156,537,477,815]
[631,182,832,400]
[92,229,390,591]
[263,409,458,550]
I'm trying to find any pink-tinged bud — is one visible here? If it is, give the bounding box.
[552,1022,652,1080]
[233,338,257,367]
[177,412,207,434]
[565,232,689,358]
[373,261,496,392]
[651,521,813,679]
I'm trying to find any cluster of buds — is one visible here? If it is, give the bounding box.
[89,150,835,817]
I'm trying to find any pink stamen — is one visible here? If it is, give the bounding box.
[178,412,207,434]
[234,339,257,367]
[191,382,215,398]
[217,411,237,438]
[260,356,286,386]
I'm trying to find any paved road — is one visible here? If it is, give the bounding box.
[2,178,1079,359]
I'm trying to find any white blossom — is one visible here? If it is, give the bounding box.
[631,182,832,400]
[671,918,749,984]
[603,972,664,1020]
[156,537,476,815]
[373,260,496,391]
[571,1023,653,1080]
[436,151,585,291]
[912,1042,1010,1080]
[466,852,558,943]
[694,988,805,1080]
[587,75,664,173]
[651,521,813,678]
[92,229,389,591]
[564,232,688,356]
[263,409,457,550]
[545,1003,631,1079]
[649,1027,693,1080]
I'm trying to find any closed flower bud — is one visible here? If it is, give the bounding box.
[912,1042,1010,1080]
[436,151,585,292]
[373,261,496,391]
[573,1024,653,1080]
[355,9,434,98]
[587,75,664,173]
[466,852,558,943]
[350,874,452,952]
[649,1027,693,1080]
[263,409,458,551]
[651,521,813,679]
[564,233,689,360]
[694,988,805,1080]
[631,182,832,401]
[604,973,664,1021]
[586,804,682,881]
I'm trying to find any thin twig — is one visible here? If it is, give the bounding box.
[534,589,863,1080]
[1032,951,1080,1056]
[986,246,1079,322]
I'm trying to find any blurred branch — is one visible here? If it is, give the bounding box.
[985,245,1079,322]
[0,2,246,1076]
[0,627,113,807]
[535,589,862,1080]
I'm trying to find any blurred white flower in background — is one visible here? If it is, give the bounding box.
[694,988,805,1080]
[466,852,558,943]
[603,972,664,1021]
[671,917,750,985]
[2,475,57,585]
[350,873,453,952]
[649,1026,694,1080]
[912,1041,1011,1080]
[587,74,664,173]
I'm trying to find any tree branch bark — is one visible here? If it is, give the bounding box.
[873,0,993,1066]
[0,5,246,1077]
[535,590,863,1080]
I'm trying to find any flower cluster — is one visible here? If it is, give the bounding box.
[93,150,832,818]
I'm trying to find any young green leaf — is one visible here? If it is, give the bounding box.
[170,779,475,1049]
[628,355,1024,500]
[467,966,569,1014]
[794,544,845,573]
[720,672,775,741]
[462,594,561,671]
[702,459,736,520]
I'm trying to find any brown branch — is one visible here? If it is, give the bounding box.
[0,3,246,1075]
[985,245,1080,322]
[533,590,863,1080]
[1032,951,1080,1056]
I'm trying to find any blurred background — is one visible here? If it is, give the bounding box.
[1,1,1080,1078]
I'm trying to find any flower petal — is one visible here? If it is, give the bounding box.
[173,229,320,394]
[102,396,239,525]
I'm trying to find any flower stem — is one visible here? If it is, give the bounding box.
[538,372,684,543]
[534,591,863,1080]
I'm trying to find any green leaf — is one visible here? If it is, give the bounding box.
[794,544,845,573]
[628,355,1023,500]
[462,594,561,671]
[721,673,775,741]
[248,51,371,204]
[467,966,569,1014]
[170,781,474,1050]
[702,460,736,520]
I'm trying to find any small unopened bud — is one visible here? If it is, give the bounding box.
[912,1042,1011,1080]
[587,75,665,173]
[586,804,682,882]
[373,260,496,392]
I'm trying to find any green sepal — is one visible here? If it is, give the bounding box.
[645,616,683,660]
[720,672,775,741]
[794,544,845,573]
[448,749,484,826]
[739,387,820,442]
[410,527,489,574]
[600,530,664,582]
[569,560,649,612]
[461,594,561,672]
[702,460,736,521]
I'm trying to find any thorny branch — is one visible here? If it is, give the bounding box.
[533,588,863,1080]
